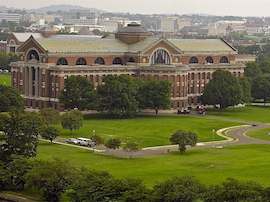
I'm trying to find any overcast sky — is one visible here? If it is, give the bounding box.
[3,0,270,17]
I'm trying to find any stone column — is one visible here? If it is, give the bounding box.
[35,67,39,97]
[25,67,29,96]
[29,67,33,96]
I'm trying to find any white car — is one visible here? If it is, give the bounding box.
[77,137,92,146]
[66,138,78,144]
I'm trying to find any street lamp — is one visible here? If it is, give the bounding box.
[93,130,95,136]
[212,129,215,148]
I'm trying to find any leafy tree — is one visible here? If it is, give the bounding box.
[0,111,45,162]
[0,155,31,190]
[201,69,243,115]
[203,178,265,202]
[68,169,152,202]
[41,126,60,144]
[25,158,77,202]
[39,107,60,126]
[104,138,121,156]
[0,84,24,113]
[59,76,96,110]
[123,141,139,159]
[251,74,270,105]
[90,134,104,146]
[61,110,83,134]
[97,75,139,117]
[170,130,198,154]
[139,77,172,117]
[244,62,262,78]
[152,175,206,202]
[238,77,252,103]
[259,60,270,74]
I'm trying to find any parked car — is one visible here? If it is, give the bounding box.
[66,138,78,144]
[77,137,92,146]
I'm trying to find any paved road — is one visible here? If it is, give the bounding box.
[52,111,270,158]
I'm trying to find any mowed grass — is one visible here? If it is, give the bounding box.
[205,105,270,123]
[246,127,270,141]
[59,115,243,148]
[0,73,11,86]
[37,141,270,186]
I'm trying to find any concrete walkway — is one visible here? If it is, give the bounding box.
[50,111,270,158]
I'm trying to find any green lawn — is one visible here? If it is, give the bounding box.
[0,73,11,86]
[246,127,270,141]
[58,114,243,148]
[205,105,270,123]
[37,141,270,186]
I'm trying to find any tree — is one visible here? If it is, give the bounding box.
[104,138,121,156]
[152,175,206,202]
[0,84,24,113]
[25,158,76,202]
[97,75,139,117]
[39,107,60,126]
[90,134,104,146]
[0,155,31,190]
[68,169,152,202]
[251,74,270,105]
[203,178,265,202]
[201,69,243,115]
[170,130,198,154]
[259,60,270,74]
[0,111,45,162]
[123,141,139,159]
[139,77,172,117]
[59,76,96,110]
[244,62,262,78]
[238,77,252,103]
[61,110,83,134]
[41,126,60,144]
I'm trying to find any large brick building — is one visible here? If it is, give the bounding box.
[11,23,245,111]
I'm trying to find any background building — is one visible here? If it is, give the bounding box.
[11,23,245,111]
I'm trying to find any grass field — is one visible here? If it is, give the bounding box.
[0,73,11,86]
[246,127,270,141]
[58,114,243,148]
[205,105,270,123]
[36,141,270,186]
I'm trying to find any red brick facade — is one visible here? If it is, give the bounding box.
[11,24,245,112]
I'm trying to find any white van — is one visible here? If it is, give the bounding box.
[77,137,92,146]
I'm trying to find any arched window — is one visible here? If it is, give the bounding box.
[113,57,123,65]
[57,58,68,65]
[151,49,170,64]
[95,57,105,65]
[220,56,228,63]
[27,50,39,61]
[76,58,86,65]
[128,57,135,62]
[205,56,213,63]
[189,57,198,64]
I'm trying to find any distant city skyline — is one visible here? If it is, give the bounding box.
[2,0,270,17]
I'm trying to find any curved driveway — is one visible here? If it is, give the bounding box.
[53,112,270,158]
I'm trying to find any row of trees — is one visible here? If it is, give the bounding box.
[59,75,172,117]
[1,157,270,202]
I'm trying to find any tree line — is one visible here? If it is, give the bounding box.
[59,74,172,117]
[1,157,270,202]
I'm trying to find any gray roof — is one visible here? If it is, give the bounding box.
[13,33,44,42]
[35,38,128,52]
[33,36,235,54]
